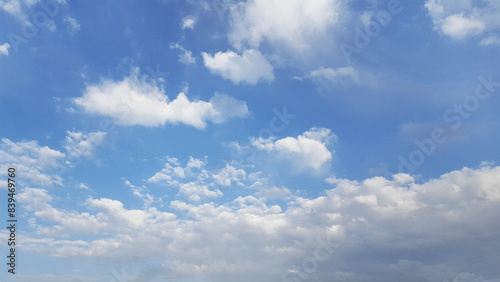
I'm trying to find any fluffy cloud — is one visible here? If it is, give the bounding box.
[147,156,252,203]
[228,0,341,52]
[251,127,336,170]
[16,165,500,281]
[0,42,10,56]
[73,69,248,129]
[0,138,65,186]
[425,0,500,40]
[202,49,274,85]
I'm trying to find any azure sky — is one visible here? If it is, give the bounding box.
[1,0,500,281]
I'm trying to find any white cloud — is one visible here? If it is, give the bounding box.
[202,49,274,85]
[170,43,196,64]
[73,68,249,129]
[179,182,223,202]
[251,127,336,170]
[181,16,196,30]
[0,42,10,56]
[16,165,500,281]
[0,138,65,186]
[63,15,80,34]
[64,131,106,159]
[425,0,500,40]
[480,35,500,46]
[228,0,341,52]
[307,66,360,87]
[441,14,485,38]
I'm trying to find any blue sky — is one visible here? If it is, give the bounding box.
[1,0,500,281]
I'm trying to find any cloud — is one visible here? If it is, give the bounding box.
[480,35,500,46]
[251,127,336,170]
[307,66,360,87]
[425,0,500,40]
[0,138,65,186]
[63,15,80,34]
[202,49,274,85]
[0,43,10,56]
[16,165,500,281]
[73,68,249,129]
[170,43,196,64]
[228,0,341,52]
[64,131,106,159]
[0,0,66,27]
[181,16,196,30]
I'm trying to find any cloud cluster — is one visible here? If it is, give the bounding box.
[425,0,500,41]
[73,69,249,129]
[64,131,106,159]
[0,131,107,187]
[16,164,500,281]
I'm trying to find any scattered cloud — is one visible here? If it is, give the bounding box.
[64,131,106,159]
[0,138,65,186]
[170,43,196,64]
[202,49,274,85]
[181,16,196,30]
[63,15,81,34]
[73,68,249,129]
[307,66,360,87]
[0,42,10,56]
[480,35,500,46]
[425,0,500,40]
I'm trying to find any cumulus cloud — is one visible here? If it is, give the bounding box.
[228,0,341,52]
[0,42,10,56]
[16,165,500,281]
[202,49,274,85]
[0,138,65,186]
[425,0,500,40]
[147,156,230,202]
[73,68,249,129]
[251,127,336,170]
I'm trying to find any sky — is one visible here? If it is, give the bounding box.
[0,0,500,281]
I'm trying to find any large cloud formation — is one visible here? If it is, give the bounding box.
[16,164,500,281]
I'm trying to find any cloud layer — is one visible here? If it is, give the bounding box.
[16,164,500,281]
